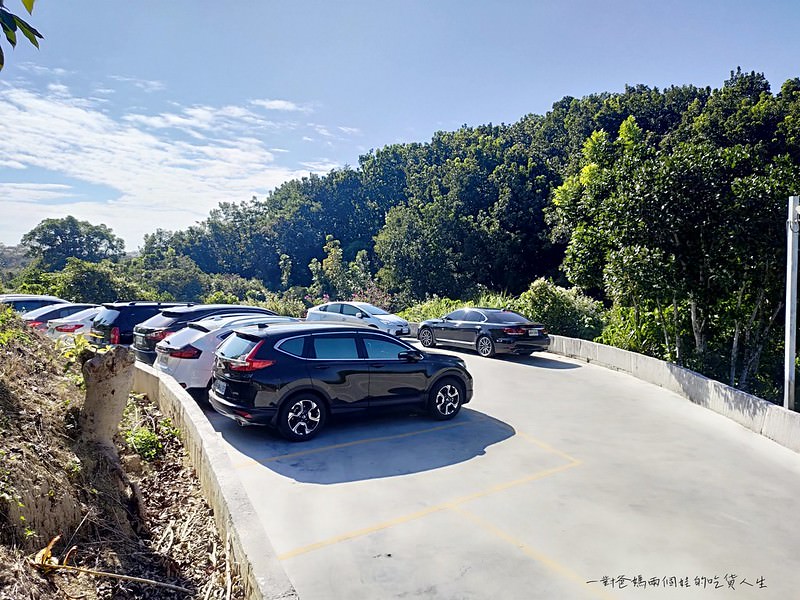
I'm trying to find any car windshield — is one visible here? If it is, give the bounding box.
[486,311,529,324]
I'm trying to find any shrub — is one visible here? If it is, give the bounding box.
[397,296,464,323]
[511,279,604,340]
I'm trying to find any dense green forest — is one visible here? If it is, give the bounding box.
[3,68,800,402]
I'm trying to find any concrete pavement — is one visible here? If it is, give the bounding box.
[205,348,800,599]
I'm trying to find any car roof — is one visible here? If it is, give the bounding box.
[0,294,68,302]
[191,313,296,331]
[101,301,187,309]
[21,302,98,318]
[160,303,261,316]
[232,322,374,339]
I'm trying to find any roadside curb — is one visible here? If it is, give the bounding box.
[133,363,299,600]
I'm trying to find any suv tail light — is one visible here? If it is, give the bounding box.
[503,327,527,335]
[110,326,120,345]
[56,323,83,333]
[27,321,43,328]
[228,340,276,372]
[146,329,172,341]
[168,345,202,359]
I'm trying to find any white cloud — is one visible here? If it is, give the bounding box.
[47,83,70,96]
[338,126,361,135]
[300,159,341,172]
[251,98,312,113]
[109,75,165,93]
[0,183,74,203]
[18,63,70,78]
[311,124,334,137]
[0,85,321,248]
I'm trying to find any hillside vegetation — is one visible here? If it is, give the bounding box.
[0,309,244,599]
[4,68,800,402]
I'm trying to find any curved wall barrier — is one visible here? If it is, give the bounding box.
[548,335,800,454]
[133,363,299,600]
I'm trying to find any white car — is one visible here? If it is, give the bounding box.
[154,313,298,399]
[45,306,102,340]
[305,301,410,336]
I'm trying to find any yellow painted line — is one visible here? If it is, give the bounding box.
[452,506,618,600]
[278,452,581,561]
[517,430,581,464]
[230,421,473,469]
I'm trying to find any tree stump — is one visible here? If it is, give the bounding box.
[77,346,148,533]
[80,346,135,448]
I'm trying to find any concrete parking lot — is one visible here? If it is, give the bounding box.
[205,347,800,599]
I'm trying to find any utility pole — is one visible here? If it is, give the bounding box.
[784,195,800,411]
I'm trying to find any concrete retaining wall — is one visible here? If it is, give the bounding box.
[548,335,798,453]
[133,363,298,600]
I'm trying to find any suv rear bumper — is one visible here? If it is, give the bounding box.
[134,348,158,365]
[208,389,276,426]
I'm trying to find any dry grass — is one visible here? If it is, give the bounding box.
[0,309,245,599]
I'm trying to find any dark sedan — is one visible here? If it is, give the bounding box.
[417,307,550,357]
[209,323,473,441]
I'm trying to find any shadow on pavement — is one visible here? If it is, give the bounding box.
[499,354,581,369]
[209,407,515,484]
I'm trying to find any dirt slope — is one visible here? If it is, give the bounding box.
[0,309,245,599]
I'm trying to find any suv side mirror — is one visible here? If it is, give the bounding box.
[398,349,423,362]
[355,312,364,319]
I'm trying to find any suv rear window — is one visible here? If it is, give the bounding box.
[94,308,121,326]
[139,313,178,328]
[218,334,260,361]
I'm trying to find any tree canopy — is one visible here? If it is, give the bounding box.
[21,216,126,271]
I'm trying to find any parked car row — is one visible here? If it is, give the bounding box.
[0,294,549,442]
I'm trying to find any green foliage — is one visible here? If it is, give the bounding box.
[21,216,125,271]
[203,290,240,305]
[50,258,152,303]
[0,306,30,347]
[252,293,306,318]
[397,297,464,323]
[0,0,42,71]
[512,279,605,340]
[121,397,180,462]
[125,427,162,462]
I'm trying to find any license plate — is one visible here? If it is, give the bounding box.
[213,380,227,395]
[529,329,540,336]
[134,334,146,347]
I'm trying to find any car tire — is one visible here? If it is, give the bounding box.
[418,327,436,347]
[476,335,496,358]
[277,394,327,442]
[428,378,464,420]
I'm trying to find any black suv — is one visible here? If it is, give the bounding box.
[209,323,473,441]
[91,302,188,346]
[132,304,278,365]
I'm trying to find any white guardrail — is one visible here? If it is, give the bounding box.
[547,335,800,454]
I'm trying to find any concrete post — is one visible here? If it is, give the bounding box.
[784,196,800,411]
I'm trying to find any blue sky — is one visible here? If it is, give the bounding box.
[1,0,799,250]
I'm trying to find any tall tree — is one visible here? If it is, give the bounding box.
[21,216,126,271]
